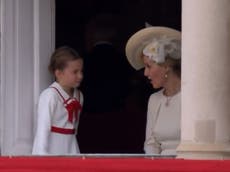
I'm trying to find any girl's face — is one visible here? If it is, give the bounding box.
[56,59,83,89]
[143,55,167,89]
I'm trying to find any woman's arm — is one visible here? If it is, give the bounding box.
[144,95,161,154]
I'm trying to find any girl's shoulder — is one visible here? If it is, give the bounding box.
[39,86,59,100]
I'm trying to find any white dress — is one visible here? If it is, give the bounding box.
[144,89,181,155]
[32,82,83,155]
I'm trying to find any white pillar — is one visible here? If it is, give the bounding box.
[0,0,55,155]
[177,0,230,159]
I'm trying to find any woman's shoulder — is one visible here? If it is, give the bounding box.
[149,89,164,100]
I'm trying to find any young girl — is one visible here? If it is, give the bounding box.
[32,46,83,155]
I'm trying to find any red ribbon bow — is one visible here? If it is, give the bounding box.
[64,98,82,123]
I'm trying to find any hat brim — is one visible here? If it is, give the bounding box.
[125,26,181,70]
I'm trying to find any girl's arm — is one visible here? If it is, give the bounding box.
[32,90,55,155]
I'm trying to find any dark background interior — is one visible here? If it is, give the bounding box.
[55,0,181,153]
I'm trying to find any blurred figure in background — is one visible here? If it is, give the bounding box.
[78,14,150,153]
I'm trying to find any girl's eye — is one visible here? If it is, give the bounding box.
[74,70,82,74]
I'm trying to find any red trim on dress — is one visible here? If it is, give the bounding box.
[51,126,75,134]
[49,86,82,134]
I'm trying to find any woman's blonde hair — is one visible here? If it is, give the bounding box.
[164,56,181,78]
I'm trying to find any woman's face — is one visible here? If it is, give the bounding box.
[143,55,167,89]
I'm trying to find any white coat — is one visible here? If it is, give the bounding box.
[32,82,83,155]
[144,89,181,155]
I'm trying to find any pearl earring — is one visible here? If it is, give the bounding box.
[164,74,168,78]
[165,67,169,79]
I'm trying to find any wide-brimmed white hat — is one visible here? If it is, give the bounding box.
[125,26,181,70]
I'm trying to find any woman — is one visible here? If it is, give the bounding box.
[125,26,181,155]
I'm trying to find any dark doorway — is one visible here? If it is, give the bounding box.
[55,0,181,153]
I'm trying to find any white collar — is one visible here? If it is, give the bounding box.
[51,82,78,100]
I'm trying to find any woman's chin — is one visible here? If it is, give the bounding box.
[152,83,161,89]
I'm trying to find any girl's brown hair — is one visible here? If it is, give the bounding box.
[48,46,82,75]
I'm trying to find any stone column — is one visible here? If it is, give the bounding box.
[177,0,230,159]
[0,0,54,155]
